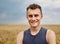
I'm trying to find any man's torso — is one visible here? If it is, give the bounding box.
[23,27,48,44]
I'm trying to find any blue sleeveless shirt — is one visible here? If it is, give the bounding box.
[23,27,48,44]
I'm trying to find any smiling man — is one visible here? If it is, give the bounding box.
[17,3,56,44]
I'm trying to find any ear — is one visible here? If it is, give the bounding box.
[26,12,28,19]
[41,15,43,19]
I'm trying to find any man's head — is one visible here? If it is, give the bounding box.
[27,3,42,15]
[26,4,43,28]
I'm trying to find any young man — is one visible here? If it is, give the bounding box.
[17,4,56,44]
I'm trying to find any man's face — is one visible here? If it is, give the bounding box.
[27,8,43,28]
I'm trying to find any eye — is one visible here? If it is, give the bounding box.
[28,15,33,17]
[34,14,39,17]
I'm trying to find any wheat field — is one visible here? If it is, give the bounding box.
[0,25,60,44]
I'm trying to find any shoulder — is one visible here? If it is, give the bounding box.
[47,29,56,37]
[17,29,29,40]
[17,31,24,41]
[46,29,56,44]
[17,31,24,37]
[16,31,24,44]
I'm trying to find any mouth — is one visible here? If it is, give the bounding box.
[31,21,36,23]
[29,20,39,25]
[30,21,38,24]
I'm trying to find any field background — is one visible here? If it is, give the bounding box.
[0,25,60,44]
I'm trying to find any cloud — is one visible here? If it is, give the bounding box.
[3,17,28,25]
[20,0,60,24]
[0,0,60,25]
[31,0,60,8]
[0,12,7,18]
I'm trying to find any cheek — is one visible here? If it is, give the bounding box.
[27,17,31,22]
[37,17,41,20]
[36,17,42,22]
[38,15,42,19]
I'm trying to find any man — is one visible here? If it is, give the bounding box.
[17,4,56,44]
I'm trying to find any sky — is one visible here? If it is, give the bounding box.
[0,0,60,25]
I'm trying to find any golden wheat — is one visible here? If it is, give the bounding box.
[0,25,60,44]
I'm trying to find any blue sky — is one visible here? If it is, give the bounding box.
[0,0,60,25]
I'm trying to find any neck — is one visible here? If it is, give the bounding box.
[29,25,41,35]
[30,25,41,32]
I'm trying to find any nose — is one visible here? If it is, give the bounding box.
[32,15,35,20]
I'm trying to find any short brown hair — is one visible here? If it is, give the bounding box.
[27,3,42,15]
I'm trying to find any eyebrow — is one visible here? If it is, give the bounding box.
[28,14,39,17]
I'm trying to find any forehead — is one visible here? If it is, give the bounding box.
[27,8,41,14]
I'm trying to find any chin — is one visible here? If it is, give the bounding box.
[31,25,38,28]
[29,23,39,27]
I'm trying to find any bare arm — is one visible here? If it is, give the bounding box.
[17,31,24,44]
[47,29,56,44]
